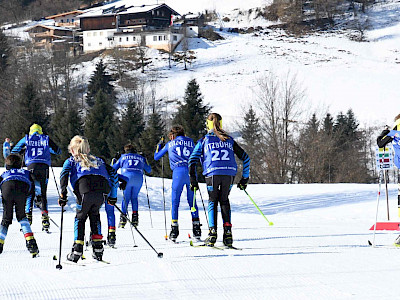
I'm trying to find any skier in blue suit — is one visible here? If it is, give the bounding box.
[59,136,118,262]
[11,124,61,232]
[189,113,250,247]
[154,125,201,242]
[112,144,151,228]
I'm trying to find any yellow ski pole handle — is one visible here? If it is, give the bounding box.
[191,187,197,212]
[244,189,273,226]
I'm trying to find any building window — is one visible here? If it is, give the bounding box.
[153,36,157,41]
[88,43,91,47]
[163,35,167,40]
[72,19,74,22]
[100,32,103,36]
[93,32,97,36]
[133,36,136,41]
[173,35,177,41]
[99,42,102,46]
[119,37,122,42]
[158,36,162,41]
[87,32,92,37]
[61,19,64,23]
[67,19,69,23]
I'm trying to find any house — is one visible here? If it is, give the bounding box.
[77,1,191,53]
[45,11,83,28]
[25,24,74,50]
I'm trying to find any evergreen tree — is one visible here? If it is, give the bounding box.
[7,82,47,142]
[239,106,263,183]
[119,98,145,150]
[323,113,334,135]
[86,60,115,107]
[50,102,83,166]
[172,79,211,142]
[139,110,166,177]
[84,90,116,160]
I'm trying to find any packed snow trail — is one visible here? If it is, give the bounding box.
[0,168,399,299]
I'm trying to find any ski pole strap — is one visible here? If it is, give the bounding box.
[244,189,273,226]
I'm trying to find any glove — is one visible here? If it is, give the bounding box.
[190,176,199,191]
[237,177,249,190]
[108,197,117,206]
[58,196,68,207]
[119,180,127,190]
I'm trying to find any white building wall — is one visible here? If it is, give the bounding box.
[83,29,116,52]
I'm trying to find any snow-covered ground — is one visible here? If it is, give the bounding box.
[1,168,400,299]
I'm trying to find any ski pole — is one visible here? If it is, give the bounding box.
[191,188,197,212]
[243,189,274,226]
[198,188,209,229]
[114,203,163,258]
[122,193,137,247]
[162,156,168,240]
[143,174,153,228]
[50,165,61,197]
[372,169,383,247]
[56,205,65,270]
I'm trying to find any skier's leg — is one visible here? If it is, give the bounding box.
[204,176,218,245]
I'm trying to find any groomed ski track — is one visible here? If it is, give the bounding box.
[0,168,399,299]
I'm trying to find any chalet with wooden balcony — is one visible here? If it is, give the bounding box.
[45,11,83,28]
[25,24,74,49]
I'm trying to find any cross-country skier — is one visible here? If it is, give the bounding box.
[59,136,118,262]
[112,143,151,228]
[154,125,201,242]
[3,138,12,159]
[0,154,39,257]
[188,113,250,247]
[377,113,400,246]
[11,124,61,232]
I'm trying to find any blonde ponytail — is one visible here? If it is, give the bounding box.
[207,113,229,142]
[68,136,98,170]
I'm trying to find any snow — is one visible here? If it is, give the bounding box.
[1,167,400,299]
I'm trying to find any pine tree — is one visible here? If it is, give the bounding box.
[172,79,211,142]
[84,90,116,160]
[86,60,115,107]
[239,106,263,183]
[119,98,145,150]
[50,102,83,166]
[139,110,166,177]
[7,82,47,142]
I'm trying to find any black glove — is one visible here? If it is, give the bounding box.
[119,180,127,190]
[190,176,199,191]
[58,196,68,207]
[108,197,117,206]
[237,177,249,190]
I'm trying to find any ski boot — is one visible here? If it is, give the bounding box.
[169,223,179,242]
[26,211,32,225]
[0,239,4,254]
[41,213,50,232]
[92,240,104,261]
[118,214,127,228]
[192,220,202,240]
[204,227,217,247]
[26,237,39,257]
[394,235,400,247]
[223,223,233,247]
[107,229,116,247]
[132,211,139,227]
[67,240,84,263]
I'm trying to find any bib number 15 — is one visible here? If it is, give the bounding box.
[211,150,230,161]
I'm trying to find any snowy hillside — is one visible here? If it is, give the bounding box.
[1,168,400,299]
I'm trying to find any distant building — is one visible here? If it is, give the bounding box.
[25,24,74,50]
[45,11,83,28]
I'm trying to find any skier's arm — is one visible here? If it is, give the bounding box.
[112,157,121,170]
[154,142,168,161]
[233,140,250,179]
[60,159,72,198]
[49,137,61,155]
[11,137,26,154]
[189,140,203,178]
[377,125,397,148]
[105,164,119,199]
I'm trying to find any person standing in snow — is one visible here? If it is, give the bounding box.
[112,143,151,229]
[154,125,201,242]
[0,154,39,257]
[3,138,12,159]
[11,124,61,232]
[377,113,400,246]
[188,113,250,247]
[59,136,118,262]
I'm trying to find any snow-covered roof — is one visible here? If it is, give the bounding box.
[46,10,83,19]
[78,1,179,18]
[24,24,73,32]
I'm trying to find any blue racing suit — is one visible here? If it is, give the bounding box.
[154,136,198,223]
